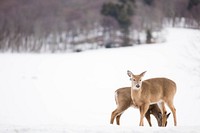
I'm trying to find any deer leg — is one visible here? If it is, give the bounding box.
[116,113,122,125]
[139,107,144,126]
[166,102,177,126]
[110,109,124,125]
[110,109,118,124]
[145,111,152,127]
[139,104,149,126]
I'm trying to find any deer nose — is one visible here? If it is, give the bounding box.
[136,84,140,88]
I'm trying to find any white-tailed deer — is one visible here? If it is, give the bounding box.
[110,87,170,126]
[127,70,177,126]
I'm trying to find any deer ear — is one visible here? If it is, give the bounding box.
[167,112,171,118]
[127,70,133,77]
[140,71,147,77]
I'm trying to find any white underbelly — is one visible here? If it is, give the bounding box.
[150,100,163,105]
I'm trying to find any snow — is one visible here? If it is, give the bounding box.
[0,28,200,132]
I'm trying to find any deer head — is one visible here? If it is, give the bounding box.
[127,70,146,90]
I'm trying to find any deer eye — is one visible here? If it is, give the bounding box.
[139,79,141,81]
[133,79,136,81]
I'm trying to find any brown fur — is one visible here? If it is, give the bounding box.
[110,87,170,126]
[127,71,177,126]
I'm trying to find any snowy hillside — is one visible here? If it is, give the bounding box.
[0,28,200,132]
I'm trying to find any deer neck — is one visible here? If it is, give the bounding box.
[131,87,142,107]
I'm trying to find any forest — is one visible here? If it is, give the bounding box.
[0,0,199,53]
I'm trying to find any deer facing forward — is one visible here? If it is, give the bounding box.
[110,87,171,126]
[127,70,177,126]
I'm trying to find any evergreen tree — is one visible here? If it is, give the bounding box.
[143,0,154,6]
[143,0,154,44]
[101,0,135,46]
[188,0,200,10]
[146,29,152,44]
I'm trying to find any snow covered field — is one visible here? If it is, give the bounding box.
[0,28,200,132]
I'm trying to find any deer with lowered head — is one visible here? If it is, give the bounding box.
[110,87,170,127]
[127,70,177,126]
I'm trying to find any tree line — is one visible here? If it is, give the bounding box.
[0,0,199,53]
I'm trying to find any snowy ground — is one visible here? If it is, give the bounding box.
[0,28,200,132]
